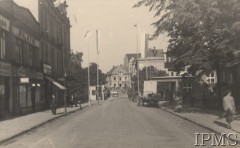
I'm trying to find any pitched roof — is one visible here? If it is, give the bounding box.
[107,65,128,75]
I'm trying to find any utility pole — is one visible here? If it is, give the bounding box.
[134,24,140,94]
[84,31,91,107]
[96,30,99,101]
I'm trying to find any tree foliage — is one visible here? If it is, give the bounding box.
[134,0,240,74]
[67,52,106,101]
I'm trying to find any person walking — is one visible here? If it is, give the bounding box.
[51,94,57,115]
[223,88,236,129]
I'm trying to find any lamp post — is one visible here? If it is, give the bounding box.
[134,24,140,94]
[64,73,67,113]
[84,31,91,107]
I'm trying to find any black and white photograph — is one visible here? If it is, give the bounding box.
[0,0,239,147]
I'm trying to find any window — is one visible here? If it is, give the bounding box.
[15,39,23,64]
[183,83,192,92]
[0,32,6,59]
[119,77,121,81]
[125,77,127,80]
[114,77,116,81]
[29,45,34,67]
[206,73,215,84]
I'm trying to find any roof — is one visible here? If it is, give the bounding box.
[107,65,128,75]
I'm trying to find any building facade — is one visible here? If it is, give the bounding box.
[0,0,43,115]
[106,65,130,89]
[39,0,71,107]
[0,0,71,116]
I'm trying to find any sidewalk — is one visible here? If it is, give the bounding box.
[159,102,240,142]
[0,101,96,145]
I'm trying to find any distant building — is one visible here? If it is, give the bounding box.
[124,53,141,76]
[138,48,166,71]
[106,65,130,89]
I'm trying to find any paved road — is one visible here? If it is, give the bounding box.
[1,96,235,148]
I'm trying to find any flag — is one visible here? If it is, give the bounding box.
[84,31,91,41]
[96,30,100,55]
[74,15,78,23]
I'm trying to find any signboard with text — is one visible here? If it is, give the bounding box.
[0,15,9,31]
[0,61,11,76]
[12,26,40,48]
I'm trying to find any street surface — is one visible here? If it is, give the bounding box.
[1,95,237,148]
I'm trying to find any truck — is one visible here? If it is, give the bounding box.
[142,81,172,107]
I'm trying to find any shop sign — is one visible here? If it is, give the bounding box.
[0,61,11,76]
[12,26,40,48]
[43,63,52,75]
[0,15,9,31]
[20,78,29,83]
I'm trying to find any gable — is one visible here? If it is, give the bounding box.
[112,66,128,75]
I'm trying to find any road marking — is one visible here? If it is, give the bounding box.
[30,138,46,148]
[48,138,56,148]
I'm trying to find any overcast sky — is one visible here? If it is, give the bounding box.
[14,0,169,73]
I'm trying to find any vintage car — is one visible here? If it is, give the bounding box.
[111,91,119,97]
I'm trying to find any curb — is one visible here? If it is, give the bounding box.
[0,105,86,146]
[159,107,240,143]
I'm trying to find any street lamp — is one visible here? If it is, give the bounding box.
[64,72,67,113]
[134,24,140,94]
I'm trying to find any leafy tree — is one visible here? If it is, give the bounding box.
[134,0,240,107]
[67,52,106,102]
[89,62,107,86]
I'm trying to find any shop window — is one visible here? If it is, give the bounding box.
[183,83,192,92]
[92,90,96,95]
[19,86,27,108]
[15,39,23,64]
[0,32,6,60]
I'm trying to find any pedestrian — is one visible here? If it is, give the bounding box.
[137,91,143,106]
[223,87,236,129]
[51,94,57,115]
[174,91,183,112]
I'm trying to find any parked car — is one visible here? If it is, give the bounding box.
[111,91,119,97]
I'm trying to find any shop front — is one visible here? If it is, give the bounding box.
[0,61,12,117]
[16,67,43,114]
[43,63,66,108]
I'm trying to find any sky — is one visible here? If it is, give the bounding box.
[14,0,169,73]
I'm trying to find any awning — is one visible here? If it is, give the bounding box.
[45,76,66,90]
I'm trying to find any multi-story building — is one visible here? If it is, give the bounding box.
[0,0,43,115]
[106,65,130,89]
[0,0,71,116]
[38,0,71,107]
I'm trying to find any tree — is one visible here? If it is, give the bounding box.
[134,0,240,107]
[89,62,107,86]
[67,52,106,102]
